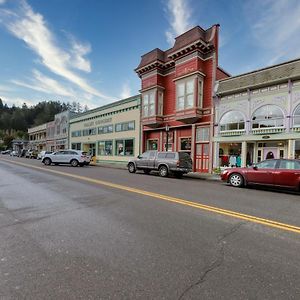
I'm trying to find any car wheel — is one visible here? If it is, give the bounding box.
[128,163,136,173]
[143,169,151,174]
[71,159,79,167]
[159,165,168,177]
[229,173,244,187]
[44,158,51,166]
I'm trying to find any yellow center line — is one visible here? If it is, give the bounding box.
[1,158,300,234]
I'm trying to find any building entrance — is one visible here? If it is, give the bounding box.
[256,142,285,162]
[83,143,96,156]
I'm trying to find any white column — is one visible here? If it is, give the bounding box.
[288,139,295,159]
[241,141,247,167]
[213,141,219,168]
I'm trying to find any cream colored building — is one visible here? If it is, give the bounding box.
[69,95,141,164]
[28,123,47,151]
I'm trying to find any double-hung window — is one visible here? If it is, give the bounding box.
[177,79,194,110]
[143,91,155,117]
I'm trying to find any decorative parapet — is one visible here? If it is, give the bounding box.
[251,127,285,135]
[219,129,246,136]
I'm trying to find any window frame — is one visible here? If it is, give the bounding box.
[115,138,135,156]
[220,111,245,132]
[142,90,156,117]
[98,140,113,156]
[252,105,285,129]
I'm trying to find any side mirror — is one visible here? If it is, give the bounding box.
[253,165,258,170]
[137,155,141,159]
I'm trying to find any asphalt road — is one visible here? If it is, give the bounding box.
[0,156,300,299]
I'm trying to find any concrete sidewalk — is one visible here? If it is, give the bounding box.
[92,161,221,181]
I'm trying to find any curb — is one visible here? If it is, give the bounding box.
[92,162,221,181]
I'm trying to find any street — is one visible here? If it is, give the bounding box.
[0,156,300,299]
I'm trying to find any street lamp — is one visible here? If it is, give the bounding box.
[165,124,169,151]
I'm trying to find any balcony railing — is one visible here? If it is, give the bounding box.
[175,107,202,123]
[251,127,285,134]
[142,115,163,128]
[292,126,300,132]
[219,129,246,136]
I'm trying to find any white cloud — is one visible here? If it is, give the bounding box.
[0,95,37,107]
[0,0,115,103]
[246,0,300,65]
[11,69,76,98]
[120,82,132,99]
[165,0,193,44]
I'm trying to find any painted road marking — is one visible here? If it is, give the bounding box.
[1,158,300,234]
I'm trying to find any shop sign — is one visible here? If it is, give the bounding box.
[84,118,112,128]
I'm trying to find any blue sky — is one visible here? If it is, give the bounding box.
[0,0,299,108]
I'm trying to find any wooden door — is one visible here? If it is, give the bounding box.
[195,143,209,172]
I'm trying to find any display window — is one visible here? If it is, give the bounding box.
[147,139,158,150]
[115,139,134,156]
[180,137,192,152]
[98,140,113,156]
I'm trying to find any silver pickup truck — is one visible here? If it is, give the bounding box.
[127,150,192,178]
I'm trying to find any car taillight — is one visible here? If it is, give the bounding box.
[81,155,86,158]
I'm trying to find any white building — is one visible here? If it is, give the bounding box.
[214,58,300,168]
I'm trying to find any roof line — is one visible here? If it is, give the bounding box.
[70,94,141,120]
[219,56,300,82]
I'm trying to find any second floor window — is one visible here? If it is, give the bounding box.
[143,91,155,117]
[177,79,194,110]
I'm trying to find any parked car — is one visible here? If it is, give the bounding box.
[1,150,11,155]
[221,159,300,191]
[42,150,91,167]
[127,150,192,178]
[10,150,18,156]
[26,150,38,159]
[37,151,52,160]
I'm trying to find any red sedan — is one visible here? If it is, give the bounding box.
[221,159,300,191]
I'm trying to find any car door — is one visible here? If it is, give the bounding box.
[52,151,64,163]
[135,151,150,169]
[273,160,300,188]
[147,151,156,169]
[246,159,277,185]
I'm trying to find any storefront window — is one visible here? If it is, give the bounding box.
[98,141,113,156]
[295,141,300,159]
[220,111,245,131]
[252,105,284,128]
[218,143,242,167]
[180,138,192,151]
[115,139,134,156]
[71,143,81,150]
[147,140,158,150]
[293,105,300,127]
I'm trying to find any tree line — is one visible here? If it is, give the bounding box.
[0,98,88,149]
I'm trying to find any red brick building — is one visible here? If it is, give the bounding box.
[135,25,229,172]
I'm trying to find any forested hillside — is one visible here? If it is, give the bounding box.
[0,98,87,148]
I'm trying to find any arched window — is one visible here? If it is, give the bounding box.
[252,105,284,129]
[293,105,300,127]
[220,111,245,131]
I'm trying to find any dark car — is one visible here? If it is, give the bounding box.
[127,150,192,178]
[221,159,300,191]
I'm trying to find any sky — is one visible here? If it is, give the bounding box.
[0,0,299,109]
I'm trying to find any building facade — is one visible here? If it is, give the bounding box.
[28,110,71,152]
[28,123,47,151]
[214,58,300,168]
[69,95,141,164]
[135,25,229,173]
